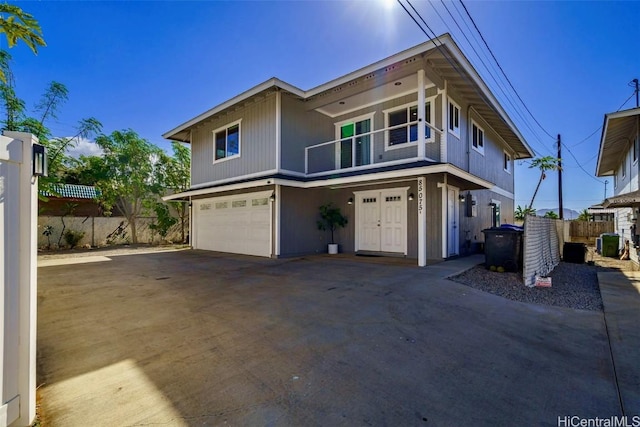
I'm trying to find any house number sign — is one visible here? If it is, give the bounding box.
[418,178,424,214]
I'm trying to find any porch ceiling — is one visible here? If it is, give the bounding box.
[596,107,640,177]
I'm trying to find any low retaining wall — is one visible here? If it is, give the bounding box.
[38,216,186,248]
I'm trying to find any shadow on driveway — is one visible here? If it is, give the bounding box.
[38,250,622,426]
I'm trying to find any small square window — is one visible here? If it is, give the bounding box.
[503,151,512,173]
[448,98,460,137]
[213,120,241,162]
[471,121,484,154]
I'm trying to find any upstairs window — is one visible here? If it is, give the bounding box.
[471,121,484,154]
[448,98,460,137]
[503,151,512,173]
[213,120,241,162]
[385,100,433,149]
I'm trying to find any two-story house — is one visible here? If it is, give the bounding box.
[164,34,534,266]
[597,106,640,262]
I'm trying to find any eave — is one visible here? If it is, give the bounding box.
[596,107,640,177]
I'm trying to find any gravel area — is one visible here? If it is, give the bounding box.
[449,248,637,312]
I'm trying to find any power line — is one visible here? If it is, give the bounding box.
[561,141,604,183]
[571,89,638,147]
[459,0,556,141]
[429,0,553,157]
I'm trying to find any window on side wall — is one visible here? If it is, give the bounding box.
[503,151,512,173]
[622,157,626,179]
[634,136,638,164]
[448,98,460,137]
[471,121,484,154]
[385,100,433,149]
[614,169,617,188]
[213,120,241,162]
[491,200,501,228]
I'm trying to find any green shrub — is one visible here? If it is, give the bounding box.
[64,230,85,248]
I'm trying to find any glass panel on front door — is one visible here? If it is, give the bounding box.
[340,119,371,169]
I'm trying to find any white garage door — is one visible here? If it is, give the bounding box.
[193,190,272,257]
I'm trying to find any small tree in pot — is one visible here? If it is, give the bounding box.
[317,203,348,254]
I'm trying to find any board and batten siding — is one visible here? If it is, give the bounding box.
[190,93,277,186]
[280,94,335,173]
[446,91,515,194]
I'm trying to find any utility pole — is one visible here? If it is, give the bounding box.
[604,180,608,200]
[558,134,563,219]
[634,78,639,108]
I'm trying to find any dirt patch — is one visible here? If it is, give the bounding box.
[37,243,189,260]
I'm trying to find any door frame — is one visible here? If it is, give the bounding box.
[447,185,460,257]
[353,187,409,254]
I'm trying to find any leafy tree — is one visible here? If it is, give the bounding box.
[514,205,536,221]
[577,209,591,222]
[0,2,46,83]
[543,211,559,219]
[158,141,190,243]
[526,156,561,211]
[91,129,165,243]
[317,203,348,244]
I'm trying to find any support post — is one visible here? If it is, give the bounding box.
[418,177,426,266]
[417,69,426,160]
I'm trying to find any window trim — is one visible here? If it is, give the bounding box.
[334,112,376,169]
[503,151,512,174]
[470,120,484,155]
[212,119,242,164]
[622,156,626,179]
[634,136,638,165]
[448,97,461,138]
[614,168,618,189]
[383,97,435,151]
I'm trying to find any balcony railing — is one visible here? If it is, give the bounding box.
[304,121,441,176]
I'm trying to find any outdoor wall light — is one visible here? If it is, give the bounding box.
[408,193,415,201]
[269,194,276,202]
[348,197,354,205]
[33,143,48,177]
[458,194,465,202]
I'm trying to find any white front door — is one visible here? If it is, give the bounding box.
[447,188,459,256]
[356,188,407,254]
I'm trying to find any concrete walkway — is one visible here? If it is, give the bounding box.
[37,251,628,426]
[598,270,640,416]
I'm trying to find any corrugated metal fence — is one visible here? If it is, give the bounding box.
[522,216,564,287]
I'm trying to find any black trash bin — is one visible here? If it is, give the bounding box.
[563,242,586,264]
[482,227,523,272]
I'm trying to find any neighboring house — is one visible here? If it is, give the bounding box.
[164,34,534,266]
[39,184,102,216]
[597,106,640,260]
[587,204,616,222]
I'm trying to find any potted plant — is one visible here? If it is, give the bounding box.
[317,203,348,254]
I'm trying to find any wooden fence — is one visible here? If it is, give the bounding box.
[569,221,614,243]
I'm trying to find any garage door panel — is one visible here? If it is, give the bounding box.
[193,191,272,257]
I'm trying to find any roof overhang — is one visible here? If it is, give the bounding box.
[163,163,493,201]
[163,34,533,160]
[596,107,640,176]
[602,189,640,208]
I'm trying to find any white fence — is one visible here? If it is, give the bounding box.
[522,216,565,287]
[38,216,187,249]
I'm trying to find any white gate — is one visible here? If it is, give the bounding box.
[0,131,38,427]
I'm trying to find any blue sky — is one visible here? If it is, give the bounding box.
[8,1,640,214]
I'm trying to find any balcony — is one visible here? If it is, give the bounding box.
[304,121,442,176]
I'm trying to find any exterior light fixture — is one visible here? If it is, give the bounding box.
[394,82,402,86]
[33,143,47,177]
[408,193,415,201]
[348,197,354,205]
[269,194,276,202]
[339,101,345,105]
[459,194,465,202]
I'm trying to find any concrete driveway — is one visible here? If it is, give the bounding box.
[38,250,624,426]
